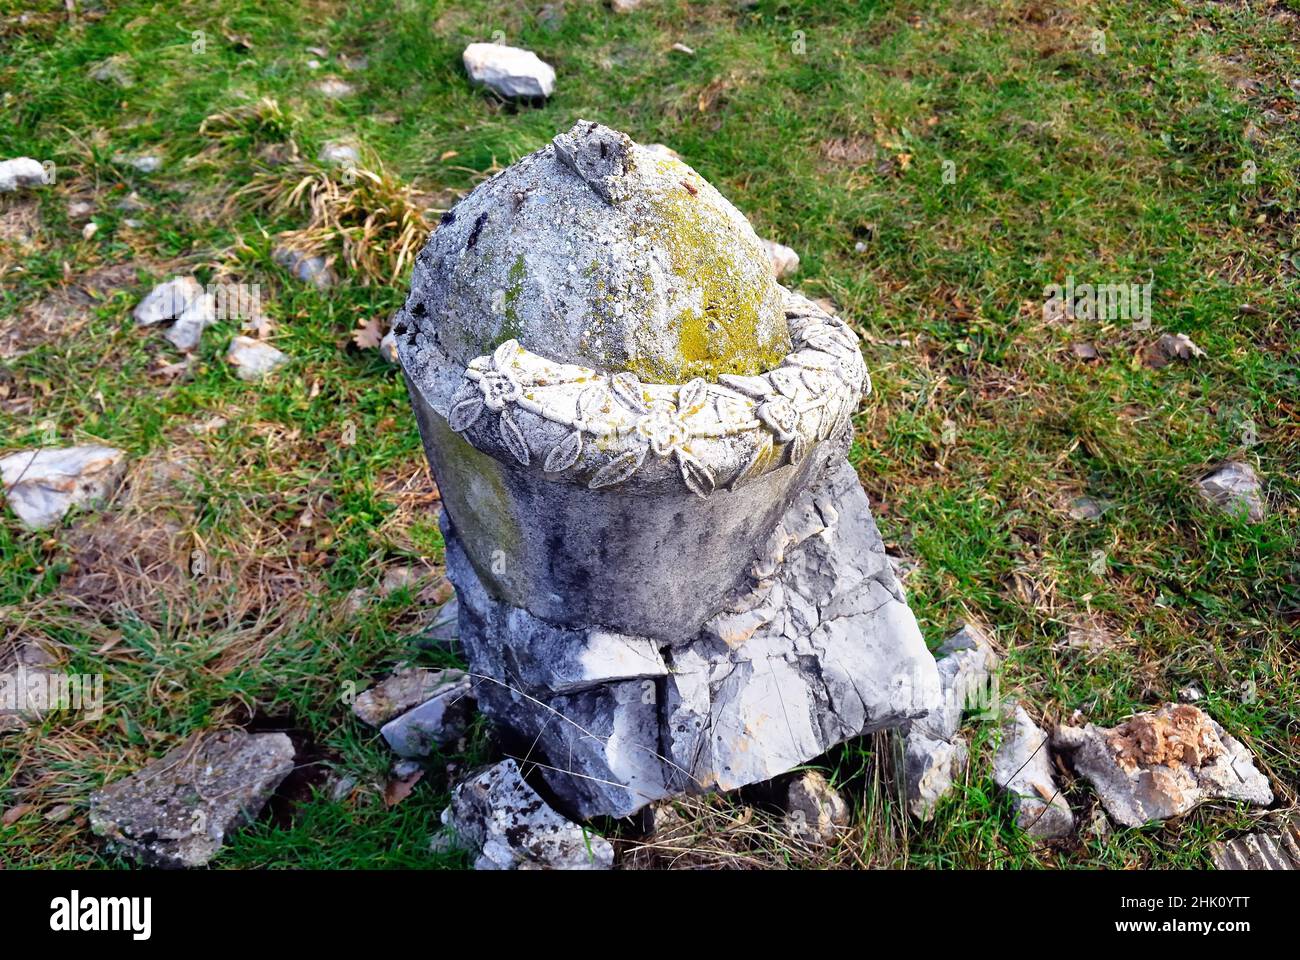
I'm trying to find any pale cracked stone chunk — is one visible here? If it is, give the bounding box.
[1054,703,1272,828]
[379,671,476,758]
[903,622,998,821]
[462,43,556,99]
[761,238,800,279]
[441,759,613,870]
[784,770,849,844]
[226,336,289,381]
[134,276,217,351]
[0,157,47,193]
[993,704,1075,840]
[352,667,466,727]
[89,730,295,867]
[0,445,127,530]
[1197,461,1265,522]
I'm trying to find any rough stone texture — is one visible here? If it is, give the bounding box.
[420,597,460,651]
[380,672,476,758]
[0,157,46,193]
[226,336,288,381]
[784,770,849,844]
[0,445,127,530]
[1055,704,1273,828]
[902,622,998,820]
[462,43,556,99]
[134,276,216,351]
[441,759,614,870]
[762,238,800,280]
[399,120,938,820]
[1197,461,1265,522]
[352,667,467,727]
[1213,816,1299,870]
[993,704,1075,839]
[89,730,295,867]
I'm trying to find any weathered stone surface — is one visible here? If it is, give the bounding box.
[352,667,466,727]
[441,759,614,870]
[902,622,997,820]
[134,276,217,351]
[1055,704,1272,828]
[784,770,849,844]
[399,120,937,822]
[1197,461,1265,522]
[226,336,288,381]
[993,704,1074,839]
[0,445,127,530]
[1213,816,1299,870]
[380,672,476,758]
[462,43,556,99]
[89,730,295,867]
[0,157,46,193]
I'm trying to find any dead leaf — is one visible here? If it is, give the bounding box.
[351,316,386,350]
[384,769,424,807]
[2,803,35,826]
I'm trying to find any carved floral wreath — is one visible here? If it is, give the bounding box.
[445,305,870,500]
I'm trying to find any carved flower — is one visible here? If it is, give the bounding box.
[756,395,800,444]
[634,399,689,457]
[478,367,521,411]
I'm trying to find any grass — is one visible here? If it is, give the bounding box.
[1,0,1297,869]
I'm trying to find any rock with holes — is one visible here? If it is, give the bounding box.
[462,43,555,99]
[993,704,1075,839]
[442,759,613,870]
[396,120,939,819]
[1054,703,1272,828]
[0,445,127,531]
[89,730,295,867]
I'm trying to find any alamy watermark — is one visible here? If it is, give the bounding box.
[1043,275,1153,329]
[0,666,104,721]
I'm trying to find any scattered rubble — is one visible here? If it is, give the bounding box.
[133,276,217,351]
[0,445,127,530]
[89,730,295,867]
[1055,704,1272,828]
[462,43,556,99]
[441,759,614,870]
[993,704,1075,839]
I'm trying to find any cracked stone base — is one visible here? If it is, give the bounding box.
[446,453,940,820]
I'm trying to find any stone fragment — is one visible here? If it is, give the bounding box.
[1197,461,1265,522]
[114,153,162,174]
[89,730,295,867]
[134,276,217,351]
[441,759,614,870]
[611,0,645,11]
[0,445,127,530]
[1054,703,1272,828]
[1177,684,1203,703]
[89,57,134,87]
[0,157,46,193]
[462,43,556,99]
[226,336,288,381]
[419,597,460,651]
[318,141,360,167]
[315,76,355,98]
[762,238,800,279]
[1067,495,1109,520]
[352,667,466,727]
[379,329,399,365]
[273,246,336,289]
[903,622,998,820]
[993,704,1074,839]
[784,770,849,844]
[67,199,95,220]
[1213,816,1299,870]
[1157,332,1205,361]
[380,672,475,758]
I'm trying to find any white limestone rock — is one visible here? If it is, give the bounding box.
[134,276,217,351]
[1054,703,1272,828]
[462,42,555,99]
[0,445,127,530]
[226,336,288,381]
[0,157,46,193]
[993,704,1075,839]
[441,759,614,870]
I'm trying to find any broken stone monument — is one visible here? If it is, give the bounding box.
[394,120,940,819]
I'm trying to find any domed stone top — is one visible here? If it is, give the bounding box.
[398,120,790,385]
